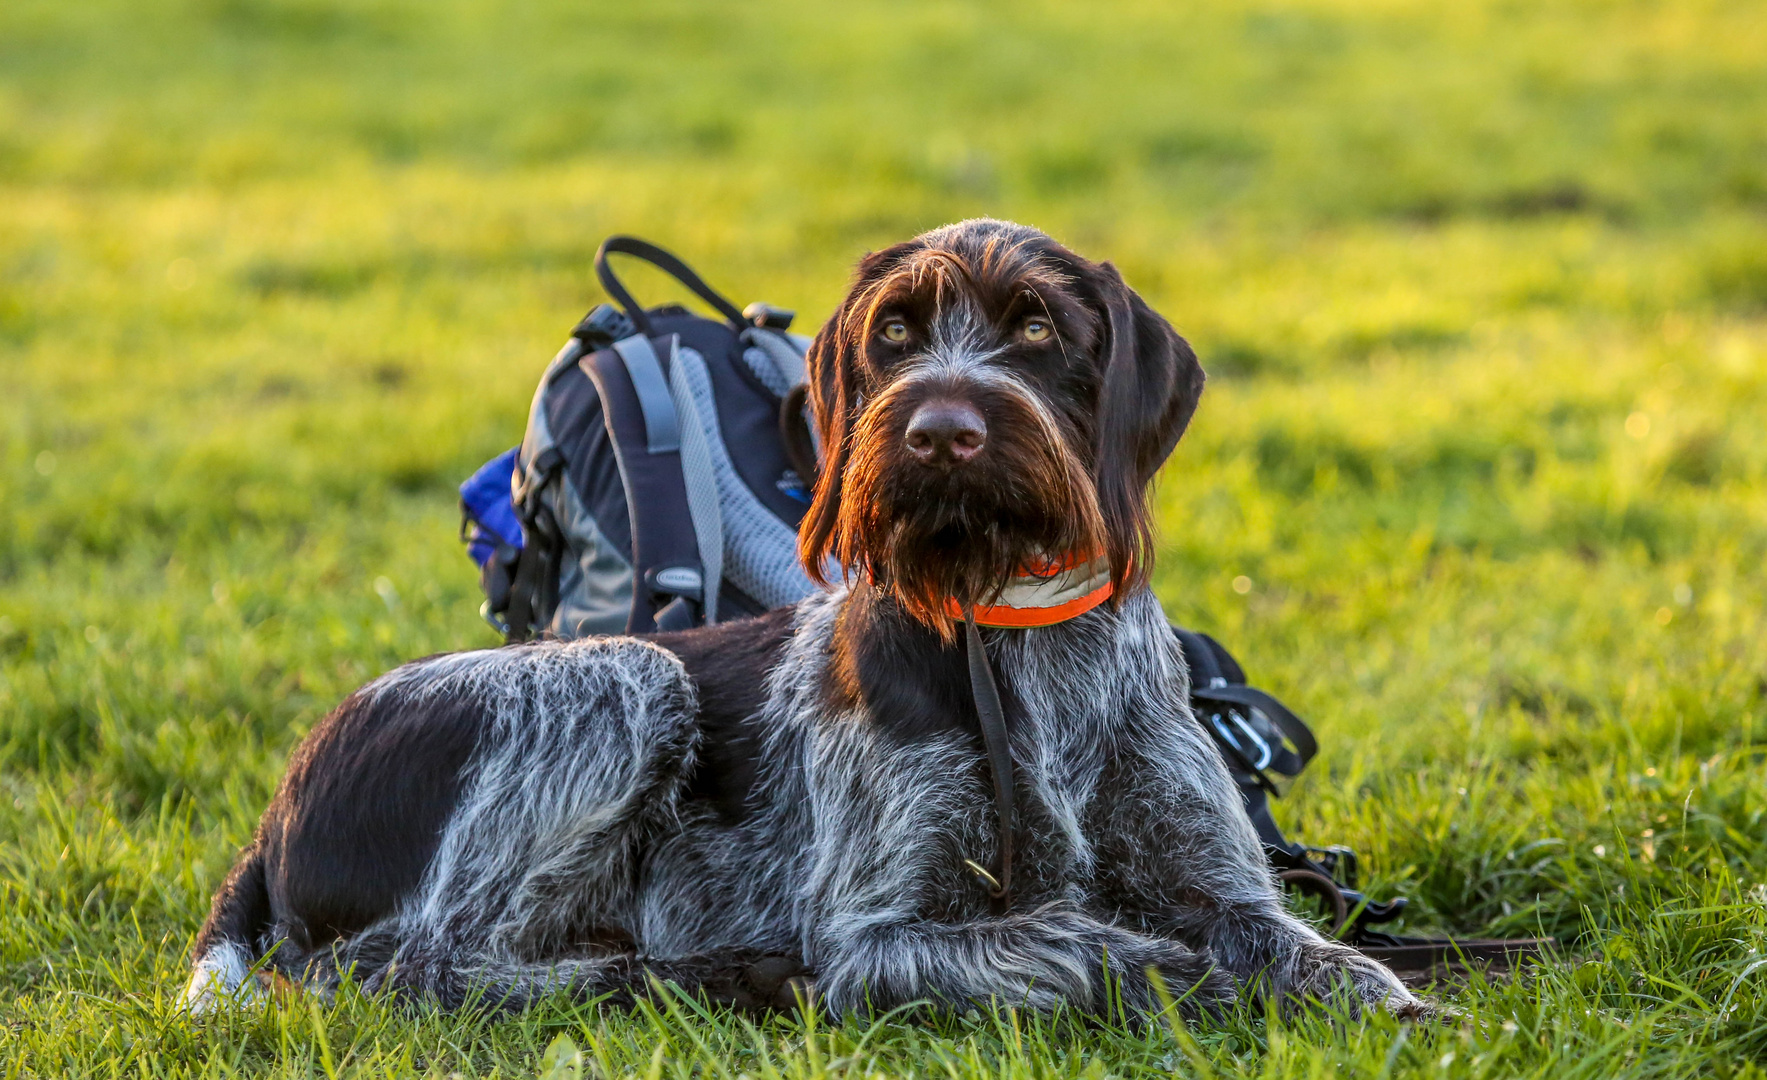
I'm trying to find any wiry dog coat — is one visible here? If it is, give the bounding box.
[186,220,1426,1022]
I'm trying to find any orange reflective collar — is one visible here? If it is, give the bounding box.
[942,552,1115,629]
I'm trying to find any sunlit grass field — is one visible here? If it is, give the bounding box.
[4,0,1767,1075]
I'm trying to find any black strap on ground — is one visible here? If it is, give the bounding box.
[1282,865,1556,972]
[964,611,1015,915]
[1355,931,1557,974]
[594,236,748,337]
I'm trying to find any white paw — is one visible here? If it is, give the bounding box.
[182,943,267,1015]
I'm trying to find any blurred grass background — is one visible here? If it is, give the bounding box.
[3,0,1766,1075]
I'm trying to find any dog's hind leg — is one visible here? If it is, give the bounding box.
[403,641,700,958]
[285,639,704,1009]
[314,931,804,1014]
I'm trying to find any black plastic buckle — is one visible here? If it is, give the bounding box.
[1306,845,1361,889]
[742,301,795,331]
[574,303,637,349]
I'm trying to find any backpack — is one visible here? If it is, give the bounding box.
[460,237,821,639]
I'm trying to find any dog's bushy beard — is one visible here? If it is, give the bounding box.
[834,378,1109,642]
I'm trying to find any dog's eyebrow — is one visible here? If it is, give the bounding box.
[849,257,976,339]
[1011,286,1074,365]
[845,273,916,337]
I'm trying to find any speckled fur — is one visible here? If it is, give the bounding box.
[186,587,1418,1019]
[186,219,1423,1021]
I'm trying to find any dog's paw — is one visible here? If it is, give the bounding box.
[647,950,811,1013]
[1150,961,1238,1021]
[1386,991,1459,1025]
[741,954,817,1013]
[1329,966,1461,1027]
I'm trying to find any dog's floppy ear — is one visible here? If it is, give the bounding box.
[1088,260,1206,594]
[799,244,913,585]
[797,312,856,586]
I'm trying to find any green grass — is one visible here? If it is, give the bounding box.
[3,0,1766,1074]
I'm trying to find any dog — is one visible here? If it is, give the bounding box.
[184,219,1427,1022]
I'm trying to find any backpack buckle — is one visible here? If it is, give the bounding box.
[743,302,795,331]
[1208,708,1275,772]
[574,303,637,349]
[646,565,703,602]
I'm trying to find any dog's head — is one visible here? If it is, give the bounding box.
[799,219,1205,633]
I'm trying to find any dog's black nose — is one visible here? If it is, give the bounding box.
[904,400,987,464]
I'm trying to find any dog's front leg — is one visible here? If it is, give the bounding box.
[798,725,1231,1017]
[811,907,1234,1017]
[1105,732,1430,1019]
[1162,900,1434,1020]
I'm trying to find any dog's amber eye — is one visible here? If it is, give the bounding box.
[1023,319,1052,343]
[880,320,909,344]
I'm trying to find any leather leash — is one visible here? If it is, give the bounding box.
[963,609,1015,914]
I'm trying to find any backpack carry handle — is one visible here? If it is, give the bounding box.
[595,236,747,336]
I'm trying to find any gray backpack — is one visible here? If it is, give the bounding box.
[459,237,821,638]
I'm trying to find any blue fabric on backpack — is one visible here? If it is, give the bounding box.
[461,447,524,568]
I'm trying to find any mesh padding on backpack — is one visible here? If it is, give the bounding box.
[737,329,811,398]
[740,346,794,397]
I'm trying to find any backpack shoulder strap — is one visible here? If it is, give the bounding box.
[582,335,707,632]
[611,335,681,454]
[1172,626,1225,687]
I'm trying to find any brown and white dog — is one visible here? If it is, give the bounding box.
[185,219,1427,1021]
